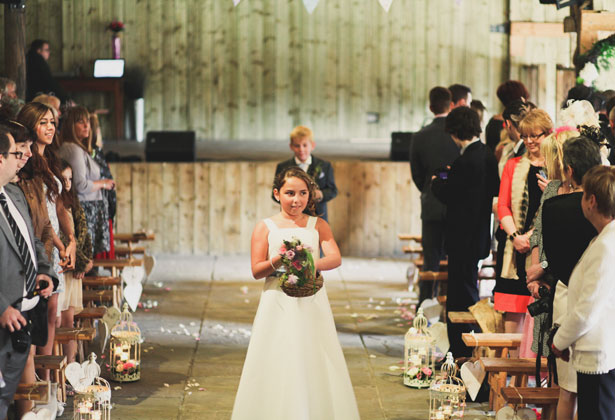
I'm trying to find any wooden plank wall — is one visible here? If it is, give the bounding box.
[109,161,420,257]
[1,0,507,140]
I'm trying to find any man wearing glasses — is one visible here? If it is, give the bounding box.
[0,123,55,418]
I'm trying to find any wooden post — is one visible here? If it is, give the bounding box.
[4,2,27,100]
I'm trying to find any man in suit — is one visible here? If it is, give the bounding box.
[0,123,55,418]
[409,87,460,305]
[448,84,472,109]
[273,126,337,221]
[431,107,500,357]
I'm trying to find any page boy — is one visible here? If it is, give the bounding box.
[273,126,337,221]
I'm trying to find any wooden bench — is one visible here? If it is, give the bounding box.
[482,357,549,411]
[83,289,116,307]
[82,276,121,287]
[412,258,448,269]
[501,386,559,420]
[53,327,96,362]
[34,355,67,403]
[418,271,448,282]
[462,333,522,358]
[75,306,107,321]
[115,245,146,257]
[114,232,156,243]
[14,382,49,402]
[448,311,478,324]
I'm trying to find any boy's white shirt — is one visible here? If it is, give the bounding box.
[294,155,312,172]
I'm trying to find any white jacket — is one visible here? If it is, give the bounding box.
[553,220,615,374]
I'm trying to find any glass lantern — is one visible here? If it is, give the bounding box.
[109,304,141,382]
[429,352,466,420]
[403,308,436,388]
[74,354,112,420]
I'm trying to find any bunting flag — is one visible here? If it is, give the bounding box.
[379,0,394,12]
[233,0,241,6]
[302,0,319,14]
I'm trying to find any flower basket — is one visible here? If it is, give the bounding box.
[277,238,322,298]
[280,271,324,297]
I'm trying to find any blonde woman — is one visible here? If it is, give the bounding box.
[495,109,552,347]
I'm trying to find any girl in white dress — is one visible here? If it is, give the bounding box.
[232,167,360,420]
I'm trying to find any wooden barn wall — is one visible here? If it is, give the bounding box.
[108,161,420,257]
[1,0,508,140]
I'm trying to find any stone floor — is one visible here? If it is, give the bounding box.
[59,255,494,420]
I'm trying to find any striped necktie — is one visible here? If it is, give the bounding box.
[0,192,37,294]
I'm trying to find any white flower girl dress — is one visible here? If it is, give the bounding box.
[231,216,360,419]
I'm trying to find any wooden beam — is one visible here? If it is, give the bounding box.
[3,3,27,99]
[510,22,567,38]
[579,10,615,54]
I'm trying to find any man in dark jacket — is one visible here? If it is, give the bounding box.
[26,39,68,103]
[273,126,337,221]
[409,87,459,305]
[431,107,500,357]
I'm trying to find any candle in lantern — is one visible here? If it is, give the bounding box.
[120,352,129,361]
[442,405,452,415]
[91,410,102,420]
[418,347,427,356]
[435,411,444,420]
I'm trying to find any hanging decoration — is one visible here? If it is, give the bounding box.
[378,0,394,12]
[302,0,319,14]
[575,33,615,91]
[233,0,241,6]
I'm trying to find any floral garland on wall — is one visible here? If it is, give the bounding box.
[576,33,615,91]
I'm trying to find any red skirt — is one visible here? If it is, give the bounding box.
[95,219,116,259]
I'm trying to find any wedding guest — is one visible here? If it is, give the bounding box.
[552,165,615,420]
[59,106,114,257]
[410,87,459,305]
[58,159,93,363]
[233,167,359,419]
[496,109,551,351]
[0,123,55,419]
[32,94,62,119]
[527,134,601,420]
[26,39,68,103]
[431,107,499,357]
[495,100,536,169]
[90,113,116,259]
[0,77,24,118]
[448,84,472,109]
[485,81,530,153]
[16,102,77,380]
[273,125,337,222]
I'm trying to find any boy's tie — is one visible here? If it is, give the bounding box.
[0,192,37,293]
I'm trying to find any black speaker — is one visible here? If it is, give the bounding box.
[145,131,196,162]
[390,132,413,161]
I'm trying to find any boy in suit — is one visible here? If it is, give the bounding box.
[273,126,337,221]
[431,107,500,357]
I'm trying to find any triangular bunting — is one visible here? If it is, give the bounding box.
[233,0,241,6]
[379,0,394,12]
[302,0,319,14]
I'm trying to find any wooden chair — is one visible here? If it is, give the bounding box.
[481,357,548,411]
[114,245,146,258]
[14,382,49,402]
[53,327,96,362]
[34,355,67,403]
[448,311,478,324]
[462,333,522,358]
[500,386,559,420]
[398,233,423,255]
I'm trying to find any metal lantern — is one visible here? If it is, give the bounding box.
[109,304,141,382]
[74,354,112,420]
[403,307,436,388]
[429,352,466,420]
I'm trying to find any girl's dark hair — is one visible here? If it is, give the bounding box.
[59,159,76,210]
[16,102,65,200]
[496,80,530,107]
[273,167,317,216]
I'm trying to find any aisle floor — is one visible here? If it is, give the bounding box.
[63,255,493,420]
